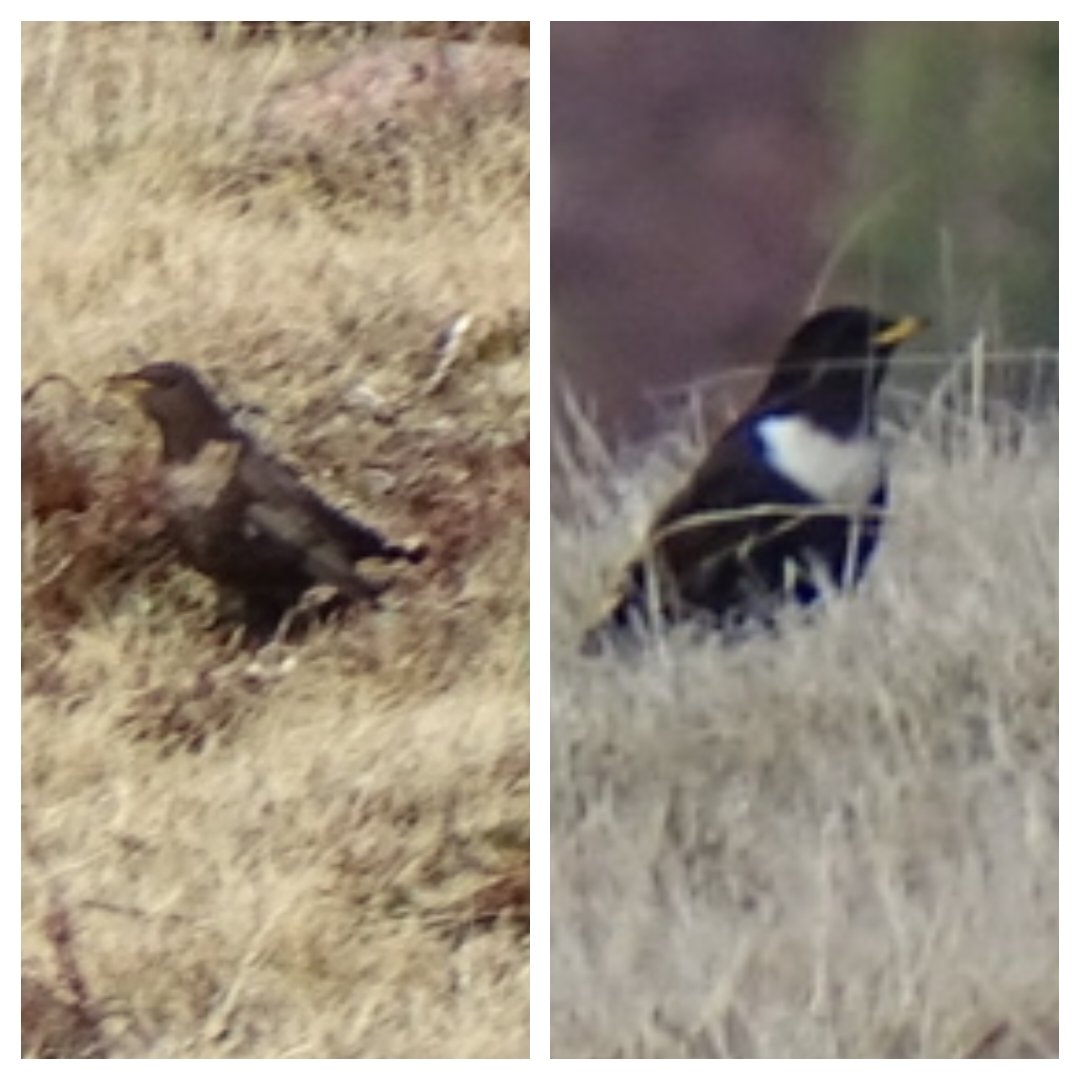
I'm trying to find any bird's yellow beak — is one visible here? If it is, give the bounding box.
[104,371,150,395]
[872,315,928,347]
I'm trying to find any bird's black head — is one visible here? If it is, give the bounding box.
[760,306,927,433]
[109,361,236,462]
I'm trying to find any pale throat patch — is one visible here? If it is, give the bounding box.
[163,440,242,514]
[755,414,884,505]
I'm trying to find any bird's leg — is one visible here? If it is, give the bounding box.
[210,587,249,630]
[237,593,293,646]
[311,591,375,625]
[337,572,389,607]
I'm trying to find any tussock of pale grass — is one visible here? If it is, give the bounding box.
[23,22,528,1058]
[551,378,1056,1058]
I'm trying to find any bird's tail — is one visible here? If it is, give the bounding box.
[580,581,650,655]
[381,538,428,564]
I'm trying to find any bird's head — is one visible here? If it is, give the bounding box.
[763,306,928,431]
[108,361,236,462]
[786,306,926,363]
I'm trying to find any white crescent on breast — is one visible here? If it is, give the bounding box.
[163,440,242,515]
[755,415,884,506]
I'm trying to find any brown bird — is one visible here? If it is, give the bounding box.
[585,306,927,650]
[110,361,424,638]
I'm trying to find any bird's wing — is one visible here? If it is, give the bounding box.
[649,424,792,566]
[235,447,402,563]
[242,498,382,601]
[609,424,808,618]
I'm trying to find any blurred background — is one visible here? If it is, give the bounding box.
[551,22,1058,455]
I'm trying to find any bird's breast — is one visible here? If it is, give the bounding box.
[162,440,243,517]
[754,414,884,506]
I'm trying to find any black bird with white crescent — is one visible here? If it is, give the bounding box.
[585,306,927,649]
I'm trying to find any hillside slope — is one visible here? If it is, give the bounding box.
[23,22,529,1058]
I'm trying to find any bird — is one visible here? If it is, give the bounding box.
[109,360,425,639]
[584,305,927,650]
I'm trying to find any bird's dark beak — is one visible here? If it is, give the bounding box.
[872,315,928,348]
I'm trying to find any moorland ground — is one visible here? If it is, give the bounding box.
[551,374,1057,1058]
[23,22,529,1058]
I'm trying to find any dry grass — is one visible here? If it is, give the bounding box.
[22,22,528,1058]
[551,369,1057,1057]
